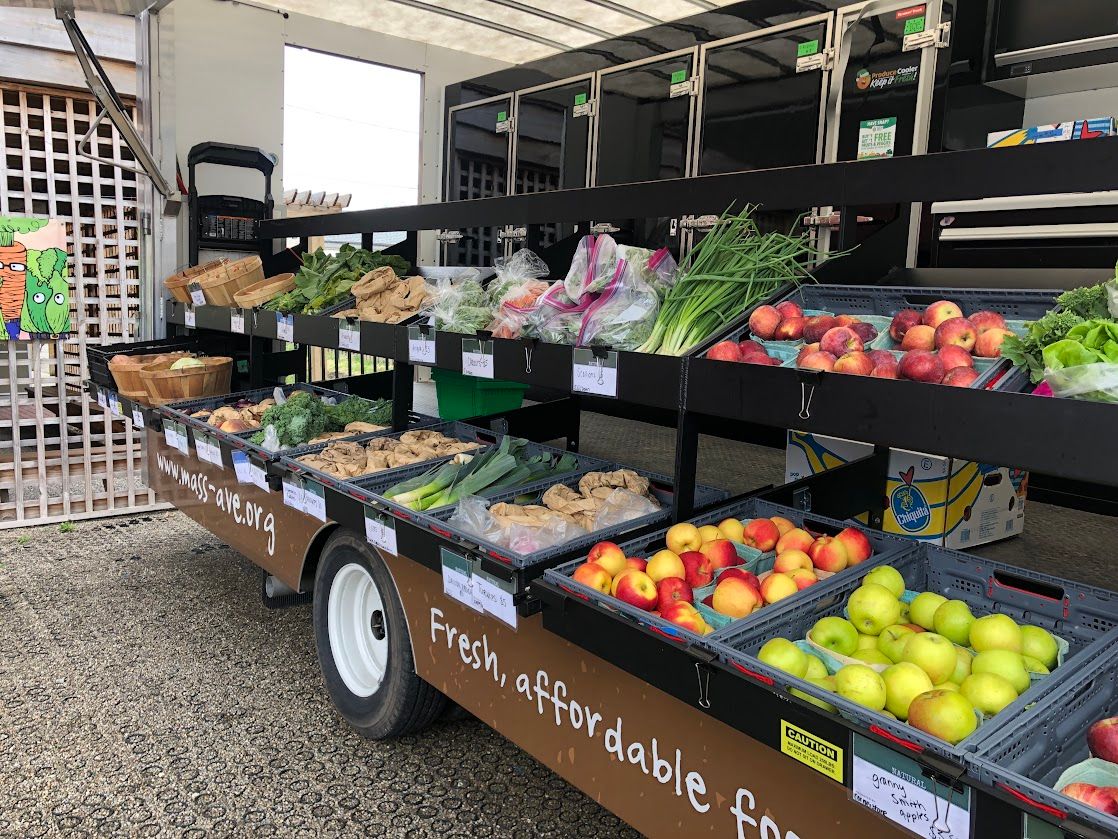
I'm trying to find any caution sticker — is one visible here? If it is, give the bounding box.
[780,720,844,783]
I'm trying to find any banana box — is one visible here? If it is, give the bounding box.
[986,118,1115,148]
[785,431,1027,549]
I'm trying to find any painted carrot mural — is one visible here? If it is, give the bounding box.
[0,217,71,340]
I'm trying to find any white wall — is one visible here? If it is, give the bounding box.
[163,0,510,264]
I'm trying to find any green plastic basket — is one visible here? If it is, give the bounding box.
[431,368,529,421]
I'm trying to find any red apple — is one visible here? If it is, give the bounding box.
[975,327,1014,358]
[812,538,849,572]
[942,366,979,387]
[1088,717,1118,763]
[935,317,977,351]
[718,567,760,593]
[661,602,710,635]
[657,577,694,612]
[820,326,864,357]
[937,345,973,370]
[775,300,803,320]
[834,527,873,565]
[772,549,813,573]
[834,351,874,375]
[798,350,836,372]
[803,315,838,344]
[738,339,766,358]
[871,361,899,379]
[749,305,783,340]
[625,557,648,573]
[773,316,805,340]
[808,536,833,563]
[614,570,659,611]
[899,349,945,384]
[834,314,861,327]
[1060,783,1118,816]
[742,518,780,552]
[889,309,922,342]
[969,311,1007,335]
[712,577,763,619]
[587,541,626,576]
[572,562,611,594]
[788,568,819,590]
[776,528,814,554]
[706,341,742,362]
[745,354,780,366]
[699,539,740,571]
[900,324,936,352]
[867,349,895,368]
[796,342,821,365]
[679,551,714,588]
[924,300,964,328]
[850,321,878,344]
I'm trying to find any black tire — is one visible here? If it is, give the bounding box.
[313,529,446,738]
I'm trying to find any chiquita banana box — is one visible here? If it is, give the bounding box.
[785,431,1027,548]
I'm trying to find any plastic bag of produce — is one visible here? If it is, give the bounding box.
[423,272,492,334]
[448,495,588,555]
[575,259,660,351]
[563,234,618,301]
[617,245,679,301]
[592,488,660,530]
[1044,362,1118,403]
[524,281,593,344]
[486,250,551,339]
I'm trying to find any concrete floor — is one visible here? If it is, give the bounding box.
[1,402,1115,838]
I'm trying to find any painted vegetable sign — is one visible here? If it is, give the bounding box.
[0,216,71,340]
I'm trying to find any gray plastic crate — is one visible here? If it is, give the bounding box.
[970,636,1118,835]
[544,498,918,648]
[425,468,728,570]
[710,542,1118,762]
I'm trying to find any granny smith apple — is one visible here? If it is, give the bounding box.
[791,676,838,712]
[970,613,1023,653]
[882,662,934,720]
[857,633,879,651]
[907,689,978,744]
[1021,625,1059,669]
[835,664,887,711]
[848,584,902,635]
[877,624,915,663]
[934,681,959,692]
[972,649,1030,694]
[949,647,973,685]
[933,599,975,646]
[961,672,1018,716]
[804,654,829,680]
[863,566,906,598]
[902,632,958,684]
[758,638,808,677]
[810,616,860,656]
[909,592,947,630]
[852,649,893,666]
[1022,655,1050,676]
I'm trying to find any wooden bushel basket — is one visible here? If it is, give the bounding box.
[199,255,265,306]
[108,351,191,393]
[163,260,227,303]
[233,272,295,309]
[139,356,232,406]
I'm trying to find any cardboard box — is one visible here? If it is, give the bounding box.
[987,118,1115,148]
[785,430,1027,549]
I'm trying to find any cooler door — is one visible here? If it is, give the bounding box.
[445,96,513,203]
[593,49,698,186]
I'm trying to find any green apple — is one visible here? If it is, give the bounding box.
[1021,625,1059,669]
[810,616,860,656]
[949,647,973,685]
[909,592,947,630]
[835,664,887,711]
[758,638,809,677]
[877,624,916,663]
[972,649,1030,694]
[933,600,976,646]
[882,662,934,720]
[863,566,905,598]
[852,649,893,666]
[857,633,879,651]
[961,672,1018,716]
[970,614,1023,653]
[792,676,838,712]
[848,584,902,635]
[1022,655,1050,676]
[898,602,911,624]
[902,632,958,684]
[908,689,978,744]
[804,655,829,680]
[934,681,959,692]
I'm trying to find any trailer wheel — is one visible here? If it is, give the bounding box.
[313,530,446,738]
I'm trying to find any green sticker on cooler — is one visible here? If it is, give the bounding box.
[797,39,820,58]
[671,69,687,84]
[574,93,587,106]
[904,15,925,35]
[497,110,507,123]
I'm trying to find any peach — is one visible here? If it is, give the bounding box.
[745,354,780,366]
[871,361,899,379]
[835,314,861,327]
[835,527,873,565]
[820,326,864,357]
[850,321,878,344]
[698,524,723,544]
[900,324,936,351]
[798,350,836,371]
[700,539,740,571]
[867,349,895,368]
[647,549,686,582]
[679,551,714,588]
[760,572,798,604]
[942,366,979,387]
[969,311,1007,335]
[625,557,648,573]
[776,528,814,554]
[717,517,745,543]
[899,349,945,383]
[834,351,874,375]
[738,339,766,358]
[924,300,963,328]
[749,305,783,340]
[742,518,780,552]
[588,541,626,577]
[665,523,701,554]
[662,602,710,634]
[773,317,805,341]
[812,538,849,572]
[614,571,658,611]
[796,342,821,365]
[573,562,611,594]
[769,516,795,536]
[706,341,742,362]
[934,317,977,351]
[773,549,813,573]
[889,309,922,342]
[712,577,763,619]
[775,300,804,320]
[937,345,973,370]
[803,315,838,344]
[657,577,694,612]
[975,327,1013,358]
[788,567,819,590]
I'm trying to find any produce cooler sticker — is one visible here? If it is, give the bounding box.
[795,39,823,73]
[281,474,305,513]
[669,68,691,98]
[232,451,252,485]
[0,217,72,340]
[230,308,245,335]
[779,720,843,783]
[184,305,197,329]
[188,282,206,306]
[338,319,360,351]
[441,548,483,614]
[495,111,512,134]
[851,735,971,838]
[858,117,898,160]
[363,507,398,555]
[571,348,619,398]
[408,326,436,364]
[461,338,495,379]
[131,406,144,429]
[303,480,326,522]
[573,92,592,118]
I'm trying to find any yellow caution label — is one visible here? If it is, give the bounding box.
[780,720,844,783]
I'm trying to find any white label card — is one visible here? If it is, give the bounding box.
[230,309,246,335]
[303,481,327,522]
[172,422,190,456]
[282,475,305,512]
[195,433,223,469]
[184,306,197,328]
[408,326,436,364]
[232,451,252,484]
[277,314,294,342]
[364,508,398,555]
[461,338,494,379]
[249,459,269,491]
[441,548,483,613]
[472,571,518,629]
[109,393,122,416]
[571,348,619,398]
[96,389,107,409]
[188,284,207,306]
[338,320,361,351]
[131,406,144,429]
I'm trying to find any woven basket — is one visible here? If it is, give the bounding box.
[139,356,232,405]
[122,388,152,407]
[109,351,192,393]
[164,260,227,303]
[233,272,295,309]
[199,255,265,306]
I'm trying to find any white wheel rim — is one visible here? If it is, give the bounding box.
[328,562,389,697]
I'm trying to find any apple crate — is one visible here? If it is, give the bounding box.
[420,469,728,571]
[709,542,1118,762]
[969,637,1118,836]
[542,498,917,648]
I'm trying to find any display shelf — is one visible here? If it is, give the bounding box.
[87,380,163,431]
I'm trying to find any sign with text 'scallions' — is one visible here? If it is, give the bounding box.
[0,217,71,340]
